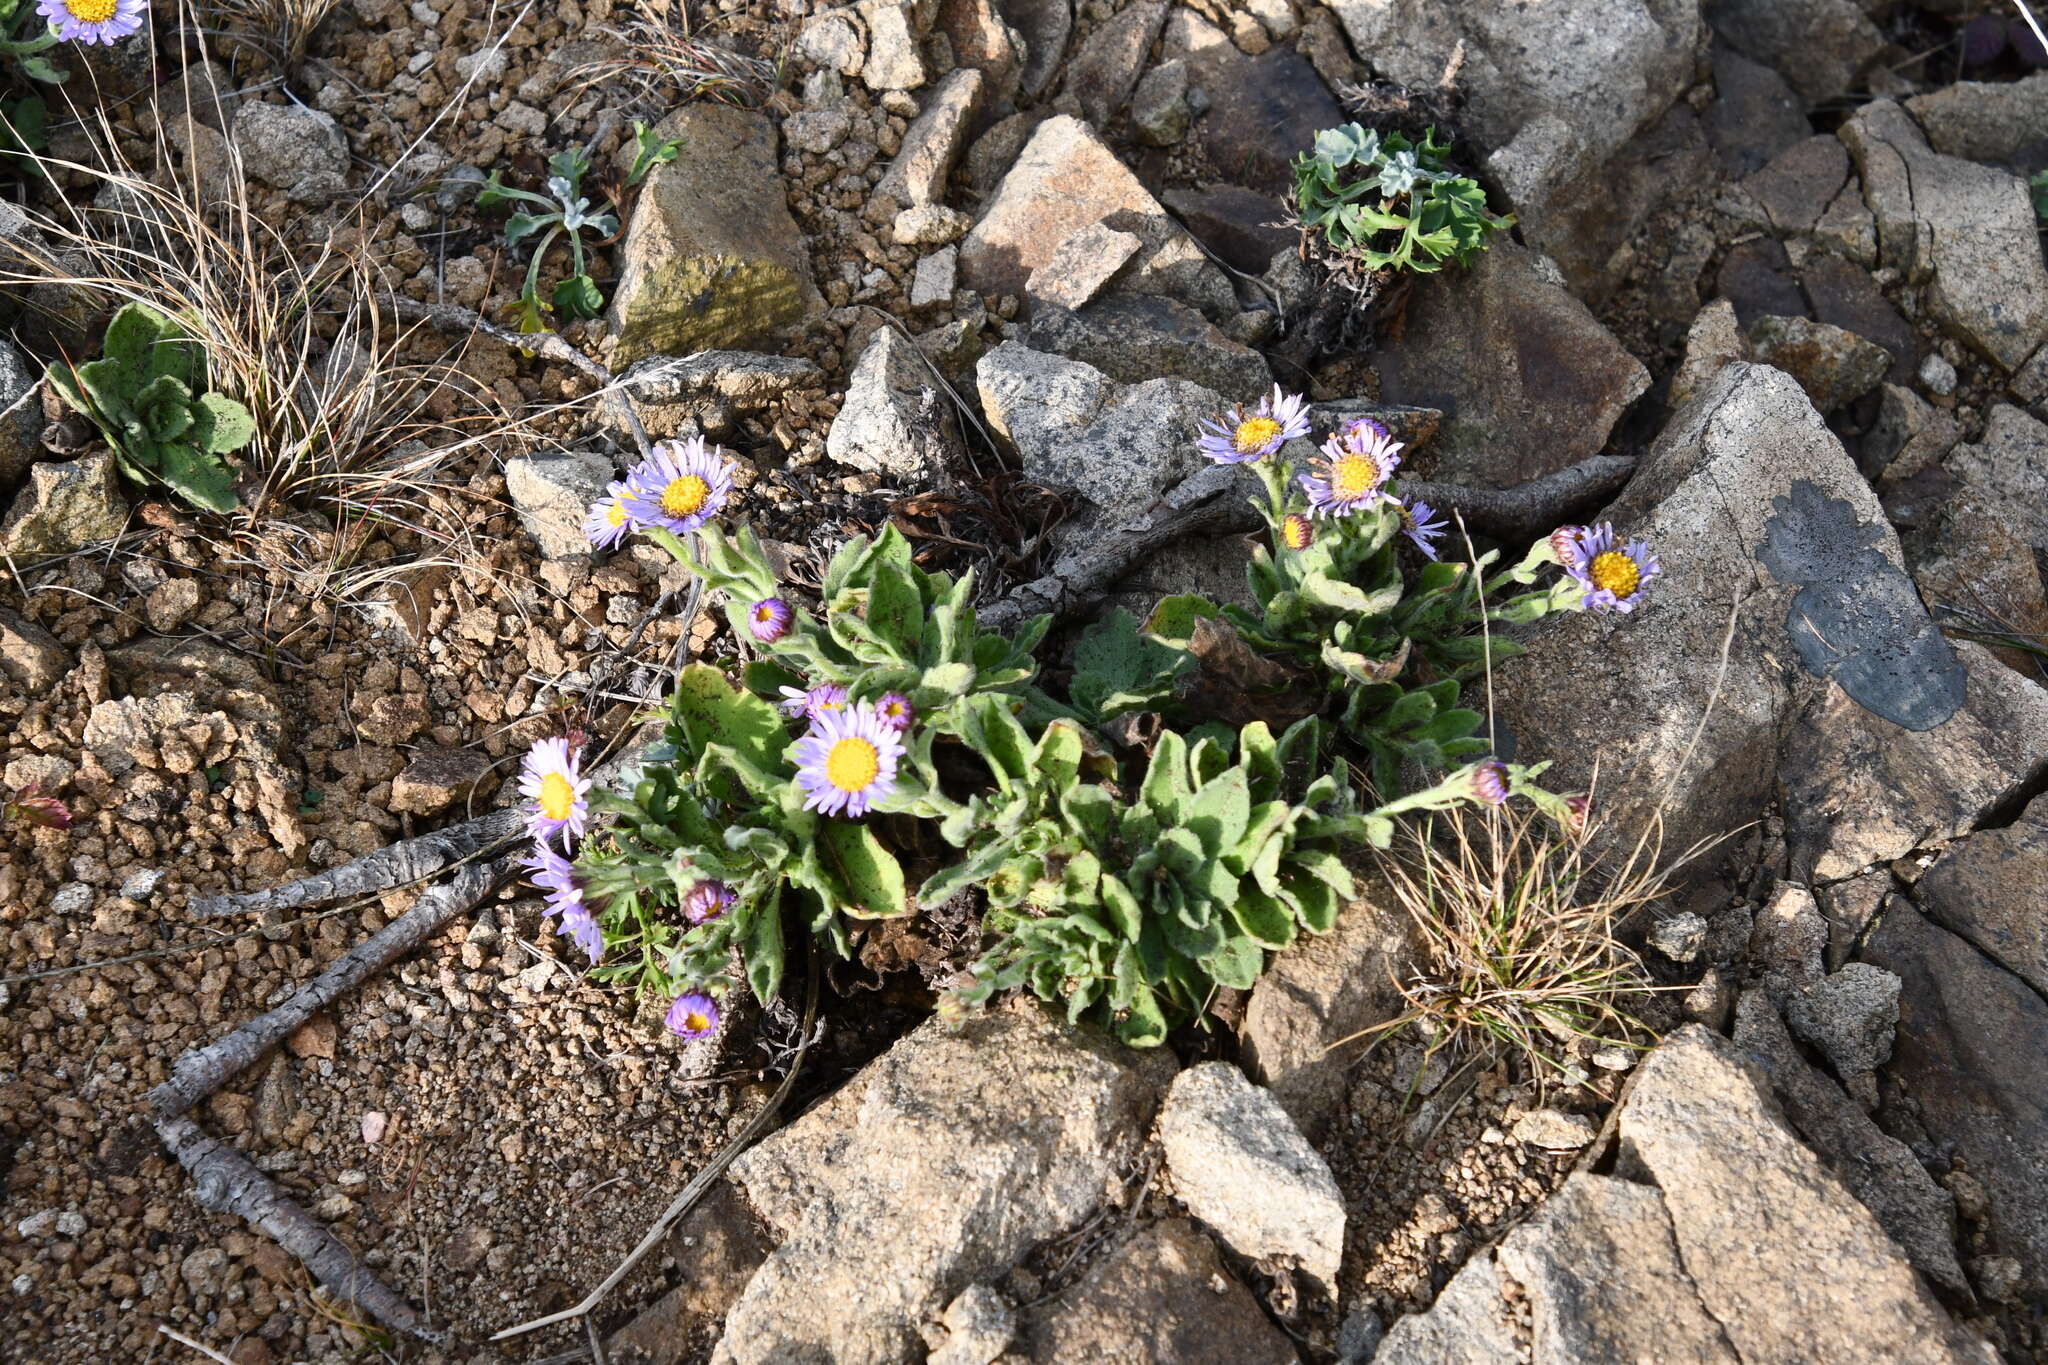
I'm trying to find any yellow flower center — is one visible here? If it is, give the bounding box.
[824,736,880,793]
[682,1011,711,1032]
[1281,516,1313,550]
[1589,550,1641,599]
[65,0,117,21]
[538,772,576,821]
[661,474,711,518]
[606,501,627,528]
[1330,452,1380,500]
[1233,416,1282,454]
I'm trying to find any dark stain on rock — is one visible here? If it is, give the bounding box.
[1757,479,1965,731]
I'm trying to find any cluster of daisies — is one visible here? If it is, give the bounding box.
[1198,387,1448,559]
[38,0,147,44]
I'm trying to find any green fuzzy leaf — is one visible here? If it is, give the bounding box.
[101,302,166,373]
[1069,608,1194,722]
[1100,873,1143,940]
[1288,874,1341,933]
[819,821,909,918]
[955,693,1031,787]
[866,561,924,659]
[670,664,788,783]
[154,443,239,513]
[1183,767,1250,858]
[1229,888,1298,949]
[1116,983,1169,1047]
[551,273,605,319]
[1141,593,1221,648]
[1030,720,1083,788]
[745,886,786,1002]
[1139,729,1193,826]
[1202,935,1264,991]
[190,392,255,454]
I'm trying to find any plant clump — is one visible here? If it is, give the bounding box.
[1291,123,1511,293]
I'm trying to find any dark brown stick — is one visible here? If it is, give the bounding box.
[189,808,524,918]
[154,1114,449,1345]
[1402,454,1638,543]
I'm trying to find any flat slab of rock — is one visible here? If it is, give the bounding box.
[1906,72,2048,165]
[1160,10,1345,195]
[1708,0,1884,102]
[873,67,983,211]
[1618,1026,1995,1364]
[1374,1251,1520,1364]
[958,115,1233,318]
[1915,789,2048,997]
[1839,100,2048,372]
[1022,294,1270,402]
[1369,241,1648,487]
[0,607,70,694]
[1945,403,2048,551]
[1746,313,1889,412]
[1157,1063,1344,1296]
[607,103,822,364]
[1025,221,1143,313]
[505,451,615,560]
[1061,0,1165,127]
[715,1004,1174,1365]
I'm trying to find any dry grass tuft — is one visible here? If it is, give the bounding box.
[198,0,345,70]
[564,5,784,111]
[1348,796,1698,1081]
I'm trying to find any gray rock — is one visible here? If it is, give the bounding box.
[893,203,972,245]
[976,341,1218,525]
[910,246,958,309]
[1159,10,1346,195]
[1705,0,1883,102]
[607,103,823,365]
[1651,913,1711,963]
[998,0,1070,97]
[1025,222,1143,313]
[1704,45,1812,178]
[1669,300,1747,412]
[1746,313,1890,412]
[873,67,982,210]
[1374,1251,1519,1364]
[1162,184,1294,276]
[1945,403,2048,550]
[1801,254,1918,389]
[0,337,40,489]
[606,1186,773,1365]
[927,1284,1015,1365]
[1023,294,1270,401]
[504,452,614,560]
[1733,989,1973,1302]
[1157,1062,1344,1296]
[1817,873,1890,972]
[797,8,866,75]
[1839,100,2048,372]
[1619,1026,1996,1364]
[1916,788,2048,997]
[1013,1218,1297,1364]
[963,109,1040,195]
[959,116,1234,319]
[1496,1174,1739,1365]
[1335,1307,1384,1364]
[0,607,69,693]
[0,452,129,557]
[1741,136,1852,237]
[1751,883,1827,990]
[937,0,1023,97]
[1813,181,1880,266]
[1864,903,2048,1303]
[1130,58,1189,146]
[1239,868,1420,1135]
[1370,241,1649,487]
[828,327,960,481]
[1868,383,1961,484]
[858,0,930,90]
[232,102,349,199]
[1906,73,2048,166]
[1062,0,1166,127]
[715,1005,1174,1365]
[1920,352,1959,397]
[784,109,852,155]
[1785,962,1900,1094]
[915,318,985,383]
[619,351,823,410]
[1510,1107,1599,1150]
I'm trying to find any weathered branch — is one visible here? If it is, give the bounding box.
[152,853,519,1121]
[1404,454,1638,543]
[189,808,524,918]
[154,1114,448,1345]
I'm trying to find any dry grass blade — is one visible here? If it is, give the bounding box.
[564,9,782,111]
[196,0,344,69]
[1336,798,1688,1083]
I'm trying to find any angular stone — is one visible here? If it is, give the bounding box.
[858,0,931,90]
[893,203,972,245]
[937,0,1022,94]
[874,67,983,210]
[0,452,129,557]
[607,104,822,365]
[1801,253,1918,388]
[1369,241,1649,487]
[1916,788,2048,997]
[1374,1252,1519,1365]
[1910,484,2048,674]
[784,108,852,155]
[609,1185,773,1365]
[1733,990,1973,1303]
[0,337,39,488]
[928,1284,1016,1365]
[1818,871,1890,971]
[959,116,1233,318]
[1619,1026,1995,1364]
[1785,961,1901,1098]
[1944,403,2048,550]
[1022,294,1269,401]
[1025,222,1142,313]
[1751,883,1828,990]
[1670,299,1747,411]
[1157,1063,1344,1296]
[0,607,69,694]
[1062,0,1166,127]
[1864,903,2048,1301]
[1704,45,1813,178]
[976,341,1217,524]
[504,451,614,560]
[998,0,1071,96]
[1510,1107,1599,1150]
[1160,11,1346,195]
[828,326,962,480]
[797,9,866,75]
[1717,237,1809,329]
[1239,870,1419,1135]
[1869,384,1961,483]
[1707,0,1884,102]
[232,102,348,198]
[1814,181,1880,267]
[1839,100,2048,371]
[1013,1219,1297,1365]
[909,246,958,309]
[1906,72,2048,166]
[1130,58,1190,147]
[715,1005,1173,1365]
[1161,184,1294,275]
[615,351,824,432]
[1746,313,1890,411]
[388,748,494,817]
[1495,1174,1739,1365]
[1743,136,1851,237]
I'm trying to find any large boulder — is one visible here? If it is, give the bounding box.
[1368,241,1649,488]
[1905,72,2048,166]
[1839,100,2048,373]
[1705,0,1884,102]
[607,104,823,364]
[714,1004,1175,1365]
[957,116,1234,318]
[1158,10,1347,195]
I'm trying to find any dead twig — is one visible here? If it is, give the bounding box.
[156,1325,239,1365]
[189,808,524,917]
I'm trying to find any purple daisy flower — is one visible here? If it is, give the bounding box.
[874,692,915,731]
[666,991,721,1039]
[793,700,906,818]
[682,878,735,925]
[619,436,736,535]
[39,0,147,44]
[523,840,602,964]
[1548,524,1587,570]
[1564,793,1591,835]
[519,736,591,846]
[1471,760,1510,805]
[1563,523,1661,614]
[748,597,793,643]
[1195,385,1312,464]
[1280,513,1314,551]
[583,479,636,551]
[778,682,848,722]
[1298,420,1404,519]
[1398,498,1448,560]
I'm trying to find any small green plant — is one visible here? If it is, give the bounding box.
[1292,123,1510,279]
[478,122,680,333]
[2030,168,2048,221]
[47,301,256,513]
